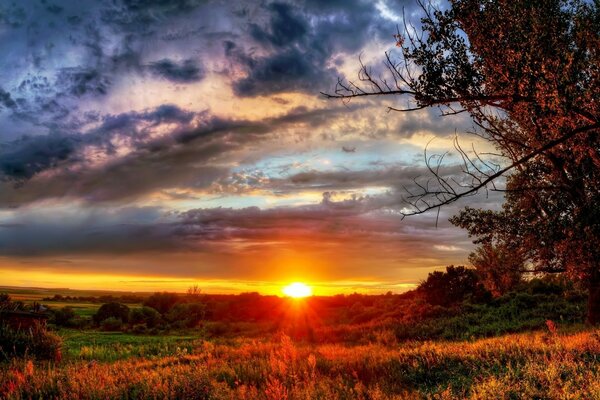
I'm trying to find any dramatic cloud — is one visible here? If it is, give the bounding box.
[148,59,204,83]
[0,0,497,292]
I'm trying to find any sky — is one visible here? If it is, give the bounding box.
[0,0,501,295]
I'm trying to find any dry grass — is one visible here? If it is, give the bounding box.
[3,329,600,399]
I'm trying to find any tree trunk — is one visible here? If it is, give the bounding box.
[588,269,600,325]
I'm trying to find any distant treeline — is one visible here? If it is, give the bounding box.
[42,294,147,304]
[38,267,587,342]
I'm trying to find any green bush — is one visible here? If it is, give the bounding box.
[52,306,77,327]
[93,302,130,325]
[394,287,586,341]
[143,292,180,314]
[100,317,123,331]
[0,324,62,361]
[130,306,162,328]
[166,303,205,328]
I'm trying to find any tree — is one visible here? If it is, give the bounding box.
[468,242,524,297]
[325,0,600,323]
[53,306,77,327]
[93,302,130,325]
[165,303,206,328]
[129,306,162,328]
[418,265,489,306]
[143,292,180,315]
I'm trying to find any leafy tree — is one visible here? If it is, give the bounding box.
[468,242,524,297]
[143,292,180,315]
[53,306,77,327]
[166,303,206,328]
[129,306,162,328]
[418,265,489,307]
[93,302,130,325]
[326,0,600,323]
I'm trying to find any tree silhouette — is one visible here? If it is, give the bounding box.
[325,0,600,322]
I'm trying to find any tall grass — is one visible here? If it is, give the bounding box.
[3,329,600,399]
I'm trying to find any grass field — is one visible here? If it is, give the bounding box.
[60,329,203,361]
[1,286,147,317]
[1,284,596,398]
[3,328,600,399]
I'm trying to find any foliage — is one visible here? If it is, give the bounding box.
[52,307,78,328]
[129,306,162,328]
[418,265,490,307]
[395,288,585,341]
[0,294,11,310]
[144,292,180,315]
[328,0,600,322]
[93,302,130,325]
[468,243,524,296]
[0,325,62,361]
[166,303,206,328]
[100,317,124,331]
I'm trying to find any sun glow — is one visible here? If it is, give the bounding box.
[282,282,313,298]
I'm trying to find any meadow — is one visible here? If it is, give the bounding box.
[3,328,600,399]
[0,276,596,399]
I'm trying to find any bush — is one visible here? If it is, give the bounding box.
[100,317,123,331]
[0,324,62,361]
[130,307,162,328]
[418,265,490,307]
[166,303,206,328]
[131,324,148,334]
[52,307,77,327]
[93,303,130,325]
[143,292,180,314]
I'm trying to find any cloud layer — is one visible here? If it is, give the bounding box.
[0,0,495,292]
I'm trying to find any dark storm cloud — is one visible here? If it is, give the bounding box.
[56,67,111,97]
[0,134,81,180]
[0,88,17,109]
[0,206,180,256]
[147,58,204,83]
[229,0,408,97]
[0,103,367,205]
[248,3,308,47]
[0,104,195,182]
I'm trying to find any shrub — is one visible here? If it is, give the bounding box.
[418,265,490,307]
[52,307,77,327]
[143,292,180,314]
[0,324,62,361]
[166,303,206,328]
[100,317,123,331]
[93,303,130,325]
[131,324,148,334]
[130,306,162,328]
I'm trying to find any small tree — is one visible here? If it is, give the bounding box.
[143,292,179,314]
[93,302,130,325]
[166,303,206,329]
[53,306,77,327]
[130,306,162,328]
[468,243,524,297]
[418,265,489,307]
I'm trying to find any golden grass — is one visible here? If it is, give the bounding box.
[3,330,600,399]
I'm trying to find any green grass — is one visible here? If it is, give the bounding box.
[45,302,100,317]
[59,329,203,361]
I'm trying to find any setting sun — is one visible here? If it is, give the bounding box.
[282,282,313,298]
